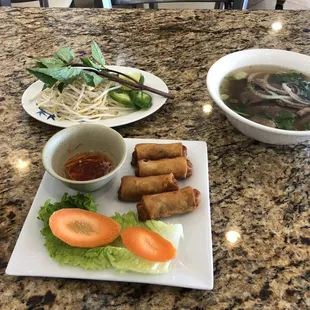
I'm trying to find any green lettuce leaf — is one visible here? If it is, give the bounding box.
[107,247,172,274]
[111,211,147,230]
[38,193,183,274]
[41,225,112,269]
[38,192,97,225]
[145,219,183,250]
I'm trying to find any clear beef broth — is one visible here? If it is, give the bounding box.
[220,65,310,131]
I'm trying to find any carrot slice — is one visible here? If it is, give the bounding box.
[49,208,121,248]
[121,227,176,262]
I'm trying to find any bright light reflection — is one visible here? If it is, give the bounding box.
[16,159,29,170]
[226,230,241,244]
[8,149,31,173]
[203,104,213,114]
[272,22,283,31]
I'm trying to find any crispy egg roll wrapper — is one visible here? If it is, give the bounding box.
[136,157,192,179]
[132,143,187,165]
[137,186,201,221]
[118,173,179,202]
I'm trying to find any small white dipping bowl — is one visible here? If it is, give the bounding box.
[207,49,310,145]
[42,124,126,192]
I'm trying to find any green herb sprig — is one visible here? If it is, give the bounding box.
[27,41,174,99]
[274,111,297,130]
[270,72,310,101]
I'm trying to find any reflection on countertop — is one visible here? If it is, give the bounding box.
[0,7,309,310]
[272,21,283,31]
[8,149,32,173]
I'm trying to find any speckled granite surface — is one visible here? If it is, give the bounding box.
[0,7,309,310]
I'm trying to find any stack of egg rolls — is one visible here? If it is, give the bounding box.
[132,143,192,179]
[118,142,201,220]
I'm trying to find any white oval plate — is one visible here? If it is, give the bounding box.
[22,66,169,128]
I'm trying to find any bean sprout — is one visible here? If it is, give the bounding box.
[30,79,135,122]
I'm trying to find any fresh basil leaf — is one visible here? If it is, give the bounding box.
[57,82,66,93]
[81,71,103,87]
[39,58,65,68]
[81,57,102,70]
[91,41,105,67]
[54,47,74,64]
[27,68,58,88]
[35,61,47,68]
[28,67,82,84]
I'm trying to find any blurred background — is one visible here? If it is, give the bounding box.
[11,0,310,10]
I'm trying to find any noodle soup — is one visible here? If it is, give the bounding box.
[220,65,310,131]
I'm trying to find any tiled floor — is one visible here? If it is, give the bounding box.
[12,0,310,10]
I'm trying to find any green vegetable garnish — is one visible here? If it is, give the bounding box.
[130,90,152,109]
[233,106,250,117]
[120,72,144,90]
[304,123,310,130]
[108,89,136,108]
[38,193,183,273]
[270,72,310,101]
[26,41,169,100]
[91,40,106,67]
[81,70,104,87]
[274,111,297,130]
[54,46,75,64]
[226,71,247,81]
[235,111,250,117]
[221,94,229,101]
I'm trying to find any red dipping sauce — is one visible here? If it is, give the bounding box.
[64,152,114,181]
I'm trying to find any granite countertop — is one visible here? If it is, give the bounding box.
[0,7,309,310]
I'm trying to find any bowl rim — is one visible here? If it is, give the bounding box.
[207,48,310,136]
[42,124,127,184]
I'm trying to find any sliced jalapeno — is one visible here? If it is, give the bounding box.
[130,90,152,109]
[109,89,135,108]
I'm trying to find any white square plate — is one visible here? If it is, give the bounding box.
[6,139,213,290]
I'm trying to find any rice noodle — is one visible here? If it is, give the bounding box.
[263,74,287,95]
[282,83,310,106]
[248,83,291,100]
[277,98,307,109]
[247,72,309,108]
[248,72,265,84]
[30,79,135,122]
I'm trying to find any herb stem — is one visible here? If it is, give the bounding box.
[71,64,174,100]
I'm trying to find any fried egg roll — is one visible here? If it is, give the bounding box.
[136,157,192,179]
[137,186,201,221]
[118,173,179,202]
[131,143,187,165]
